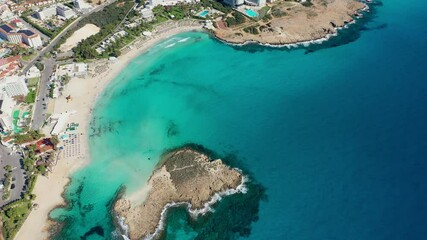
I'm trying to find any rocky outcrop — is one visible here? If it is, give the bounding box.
[113,148,243,240]
[214,0,367,45]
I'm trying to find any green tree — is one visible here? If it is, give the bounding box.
[4,165,12,172]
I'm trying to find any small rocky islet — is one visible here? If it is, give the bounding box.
[113,147,244,239]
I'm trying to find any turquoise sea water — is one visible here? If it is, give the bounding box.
[51,1,427,239]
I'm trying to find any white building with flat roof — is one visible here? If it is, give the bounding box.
[0,92,14,131]
[0,4,15,22]
[56,63,88,78]
[140,8,154,21]
[57,4,76,19]
[0,75,29,97]
[18,29,43,48]
[74,0,91,10]
[36,6,57,20]
[50,111,76,135]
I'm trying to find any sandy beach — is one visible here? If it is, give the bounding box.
[15,20,203,240]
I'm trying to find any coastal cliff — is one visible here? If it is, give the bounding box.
[113,148,243,239]
[214,0,366,45]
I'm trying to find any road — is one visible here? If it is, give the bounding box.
[20,0,116,75]
[96,2,137,45]
[30,58,55,130]
[0,145,25,207]
[21,0,116,130]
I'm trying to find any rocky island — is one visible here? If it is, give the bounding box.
[214,0,367,45]
[113,147,244,239]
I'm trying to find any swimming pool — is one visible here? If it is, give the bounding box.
[199,10,209,18]
[244,9,258,18]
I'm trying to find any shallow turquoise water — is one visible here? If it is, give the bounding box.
[52,1,427,239]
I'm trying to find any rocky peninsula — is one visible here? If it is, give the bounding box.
[113,147,244,240]
[214,0,367,45]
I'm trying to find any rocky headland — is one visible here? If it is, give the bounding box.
[214,0,367,45]
[113,147,244,240]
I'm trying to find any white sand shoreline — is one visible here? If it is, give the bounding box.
[14,8,370,236]
[15,21,204,240]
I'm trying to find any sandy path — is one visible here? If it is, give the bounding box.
[15,21,203,240]
[59,24,101,52]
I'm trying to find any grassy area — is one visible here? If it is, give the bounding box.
[0,199,33,240]
[70,0,135,59]
[258,6,271,19]
[27,77,39,88]
[14,130,44,144]
[21,52,37,61]
[25,89,37,104]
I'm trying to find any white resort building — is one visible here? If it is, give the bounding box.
[0,24,43,48]
[0,75,29,97]
[0,75,30,131]
[56,63,88,78]
[36,6,57,20]
[74,0,92,10]
[36,4,76,21]
[57,4,77,19]
[0,91,14,131]
[139,8,154,21]
[0,4,15,22]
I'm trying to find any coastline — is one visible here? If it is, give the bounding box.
[14,4,374,237]
[113,148,245,240]
[140,174,248,240]
[213,0,368,47]
[215,13,365,49]
[15,21,204,240]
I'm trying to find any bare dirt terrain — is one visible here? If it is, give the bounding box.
[59,24,100,52]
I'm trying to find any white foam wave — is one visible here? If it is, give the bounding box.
[178,37,191,43]
[114,215,130,240]
[141,173,249,240]
[218,3,369,49]
[164,43,176,48]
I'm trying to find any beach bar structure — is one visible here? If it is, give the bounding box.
[50,111,75,135]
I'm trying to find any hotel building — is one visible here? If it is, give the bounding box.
[0,24,43,48]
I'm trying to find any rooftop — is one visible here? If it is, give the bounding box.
[0,24,13,33]
[0,56,20,67]
[17,29,36,37]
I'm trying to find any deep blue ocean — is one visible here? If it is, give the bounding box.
[51,1,427,239]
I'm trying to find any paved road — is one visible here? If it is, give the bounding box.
[20,0,116,75]
[0,145,25,207]
[31,58,55,130]
[23,0,116,130]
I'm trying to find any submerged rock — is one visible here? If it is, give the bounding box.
[113,147,243,239]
